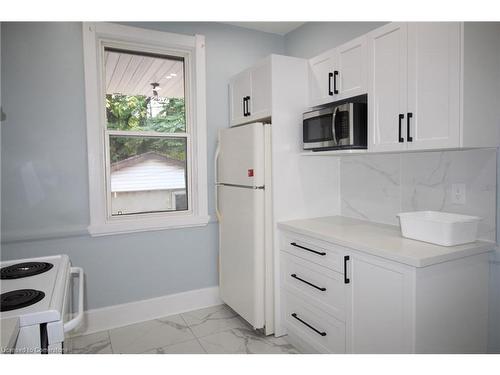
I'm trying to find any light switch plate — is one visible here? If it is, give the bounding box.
[451,183,466,205]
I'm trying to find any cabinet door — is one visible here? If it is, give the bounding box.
[336,35,368,99]
[308,50,337,107]
[348,253,414,353]
[248,61,271,121]
[368,22,408,152]
[229,70,251,126]
[406,22,461,150]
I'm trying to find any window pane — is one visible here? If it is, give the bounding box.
[109,136,188,215]
[104,48,186,133]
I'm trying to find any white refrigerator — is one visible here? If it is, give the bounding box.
[215,122,274,334]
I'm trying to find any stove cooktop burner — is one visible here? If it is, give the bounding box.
[0,262,54,280]
[0,289,45,312]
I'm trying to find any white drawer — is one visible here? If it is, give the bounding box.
[281,252,347,321]
[281,231,347,273]
[283,290,346,354]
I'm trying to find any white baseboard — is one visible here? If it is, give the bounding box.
[70,286,222,337]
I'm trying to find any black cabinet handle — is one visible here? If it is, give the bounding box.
[291,274,326,291]
[290,242,326,256]
[333,70,339,94]
[291,313,326,337]
[328,72,333,96]
[243,97,247,117]
[407,112,413,142]
[398,114,404,143]
[245,96,251,116]
[344,255,350,284]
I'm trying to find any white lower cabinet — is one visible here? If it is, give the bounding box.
[347,252,414,353]
[280,230,489,353]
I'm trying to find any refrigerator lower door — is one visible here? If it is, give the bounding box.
[218,184,265,329]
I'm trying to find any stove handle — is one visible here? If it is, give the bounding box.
[64,267,84,333]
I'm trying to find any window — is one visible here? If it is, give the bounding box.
[104,48,188,216]
[83,23,208,236]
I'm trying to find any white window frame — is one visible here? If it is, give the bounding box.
[82,23,208,236]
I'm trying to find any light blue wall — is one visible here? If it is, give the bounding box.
[0,22,284,309]
[284,21,387,59]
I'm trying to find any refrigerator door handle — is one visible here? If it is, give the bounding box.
[217,183,264,189]
[215,142,222,222]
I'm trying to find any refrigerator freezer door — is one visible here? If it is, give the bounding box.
[217,184,265,329]
[217,122,265,187]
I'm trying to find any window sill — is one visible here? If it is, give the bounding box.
[88,214,211,237]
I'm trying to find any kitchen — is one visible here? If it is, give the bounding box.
[1,1,500,371]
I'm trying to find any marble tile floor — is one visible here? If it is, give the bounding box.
[68,304,300,354]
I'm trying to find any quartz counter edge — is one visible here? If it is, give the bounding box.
[277,216,495,268]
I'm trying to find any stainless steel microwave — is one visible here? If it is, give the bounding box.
[303,98,367,151]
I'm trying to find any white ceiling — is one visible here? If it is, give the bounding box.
[105,49,184,98]
[224,22,305,36]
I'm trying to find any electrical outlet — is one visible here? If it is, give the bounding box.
[451,183,466,205]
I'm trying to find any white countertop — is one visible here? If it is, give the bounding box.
[278,216,495,267]
[1,317,19,354]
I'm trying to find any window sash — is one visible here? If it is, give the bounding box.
[99,40,193,135]
[104,130,192,220]
[106,130,190,138]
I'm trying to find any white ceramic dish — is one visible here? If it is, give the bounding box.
[397,211,481,246]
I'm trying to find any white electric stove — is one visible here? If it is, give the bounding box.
[0,255,84,354]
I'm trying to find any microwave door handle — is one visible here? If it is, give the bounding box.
[331,108,337,145]
[349,103,354,145]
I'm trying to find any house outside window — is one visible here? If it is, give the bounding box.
[83,23,208,236]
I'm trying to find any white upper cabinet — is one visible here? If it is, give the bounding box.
[308,38,368,107]
[308,50,337,107]
[303,22,499,154]
[229,59,271,126]
[229,70,251,126]
[369,22,462,152]
[249,61,272,121]
[336,35,368,100]
[368,23,408,152]
[406,23,461,150]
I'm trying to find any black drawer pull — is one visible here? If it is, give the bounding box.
[291,313,326,337]
[290,242,326,256]
[245,96,251,116]
[333,70,339,94]
[344,255,350,284]
[407,112,413,142]
[291,274,326,291]
[398,114,404,143]
[328,72,333,96]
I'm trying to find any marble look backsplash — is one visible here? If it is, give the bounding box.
[340,149,497,242]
